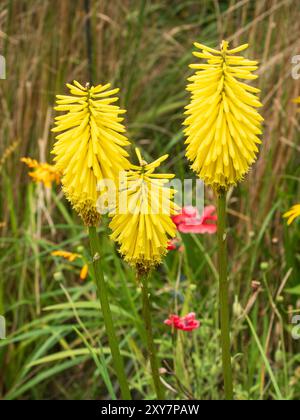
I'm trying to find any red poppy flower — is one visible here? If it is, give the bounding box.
[172,205,217,234]
[164,312,200,331]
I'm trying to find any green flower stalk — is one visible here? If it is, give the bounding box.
[183,41,264,400]
[51,80,132,400]
[109,149,179,399]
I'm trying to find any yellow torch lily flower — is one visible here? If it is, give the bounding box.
[184,41,264,190]
[21,157,61,188]
[109,149,178,274]
[51,80,131,226]
[283,204,300,225]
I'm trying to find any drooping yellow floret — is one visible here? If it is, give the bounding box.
[283,204,300,225]
[21,157,61,188]
[109,149,178,274]
[184,41,264,190]
[51,80,131,226]
[80,264,89,281]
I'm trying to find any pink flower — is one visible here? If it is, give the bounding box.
[172,205,217,234]
[167,238,184,252]
[164,312,200,332]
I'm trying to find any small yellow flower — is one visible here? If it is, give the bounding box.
[51,250,80,262]
[109,149,178,274]
[52,250,89,280]
[184,41,263,190]
[51,80,131,226]
[283,204,300,225]
[21,157,61,188]
[80,264,89,281]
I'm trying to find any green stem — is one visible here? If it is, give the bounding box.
[140,274,165,399]
[88,227,131,400]
[217,189,234,400]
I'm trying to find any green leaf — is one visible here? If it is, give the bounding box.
[285,285,300,295]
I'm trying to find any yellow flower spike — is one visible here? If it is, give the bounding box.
[21,157,61,188]
[51,80,131,226]
[184,41,264,190]
[109,149,179,274]
[283,204,300,225]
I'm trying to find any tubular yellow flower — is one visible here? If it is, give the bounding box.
[21,157,61,188]
[184,41,264,190]
[109,149,178,274]
[51,80,131,226]
[283,204,300,225]
[80,264,89,281]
